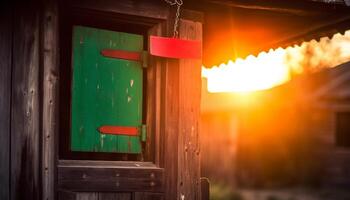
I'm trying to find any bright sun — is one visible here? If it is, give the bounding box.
[202,30,350,93]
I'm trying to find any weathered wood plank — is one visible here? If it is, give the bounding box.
[77,193,99,200]
[134,192,164,200]
[59,191,133,200]
[42,0,59,200]
[58,164,164,192]
[146,22,166,164]
[11,0,41,200]
[69,0,168,21]
[163,57,180,200]
[177,19,202,200]
[160,11,202,200]
[0,2,12,200]
[99,192,131,200]
[58,160,157,168]
[58,190,77,200]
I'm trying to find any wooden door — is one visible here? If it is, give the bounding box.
[71,26,143,154]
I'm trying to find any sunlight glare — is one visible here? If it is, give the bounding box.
[202,30,350,93]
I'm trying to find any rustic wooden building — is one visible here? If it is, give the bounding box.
[1,0,203,200]
[1,0,350,200]
[201,61,350,188]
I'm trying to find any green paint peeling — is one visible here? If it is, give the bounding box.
[71,26,143,154]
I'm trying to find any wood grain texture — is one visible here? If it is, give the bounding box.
[58,162,164,192]
[145,22,165,163]
[42,0,59,199]
[0,2,12,200]
[134,192,164,200]
[59,191,132,200]
[160,8,182,200]
[161,13,203,200]
[58,190,77,200]
[99,193,131,200]
[58,160,157,168]
[69,0,168,21]
[11,0,41,199]
[163,57,180,200]
[177,19,202,200]
[76,193,99,200]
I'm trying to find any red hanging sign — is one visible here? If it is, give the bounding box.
[150,36,201,59]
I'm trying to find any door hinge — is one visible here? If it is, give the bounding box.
[140,124,147,142]
[142,51,148,68]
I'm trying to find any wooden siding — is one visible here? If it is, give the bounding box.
[160,16,204,200]
[0,1,203,199]
[0,1,12,200]
[58,160,164,192]
[42,0,59,199]
[58,191,164,200]
[11,0,41,199]
[69,0,168,22]
[177,19,202,200]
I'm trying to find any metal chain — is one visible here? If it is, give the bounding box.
[164,0,183,38]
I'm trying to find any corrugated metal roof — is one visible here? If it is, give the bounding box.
[183,0,350,67]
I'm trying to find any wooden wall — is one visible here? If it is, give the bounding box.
[0,1,203,200]
[0,1,59,200]
[11,0,41,198]
[0,1,13,199]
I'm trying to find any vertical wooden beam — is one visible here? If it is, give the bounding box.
[42,0,59,200]
[163,58,180,200]
[162,11,202,200]
[146,22,166,164]
[0,1,12,200]
[177,18,202,200]
[200,178,210,200]
[11,0,41,200]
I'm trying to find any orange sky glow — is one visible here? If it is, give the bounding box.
[202,30,350,93]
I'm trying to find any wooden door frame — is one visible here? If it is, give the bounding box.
[53,0,203,199]
[57,0,168,194]
[58,3,163,162]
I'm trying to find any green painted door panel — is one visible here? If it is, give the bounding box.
[71,26,143,153]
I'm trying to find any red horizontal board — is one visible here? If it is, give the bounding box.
[101,49,141,61]
[99,126,139,136]
[150,36,202,59]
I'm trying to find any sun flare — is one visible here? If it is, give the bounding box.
[202,30,350,93]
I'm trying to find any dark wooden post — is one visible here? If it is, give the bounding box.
[201,177,210,200]
[0,1,13,200]
[42,0,59,200]
[163,15,203,200]
[178,18,202,200]
[11,0,41,199]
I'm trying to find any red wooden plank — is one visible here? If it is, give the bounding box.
[150,36,201,59]
[101,49,141,61]
[99,125,139,136]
